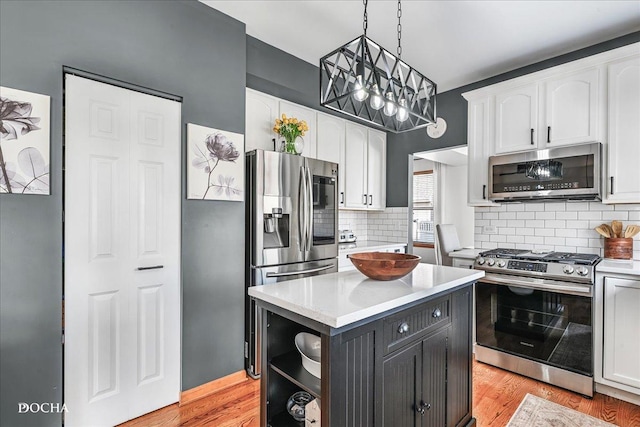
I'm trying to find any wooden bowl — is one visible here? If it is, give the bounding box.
[348,252,421,281]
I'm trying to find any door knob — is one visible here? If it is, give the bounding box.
[398,322,409,334]
[432,308,441,318]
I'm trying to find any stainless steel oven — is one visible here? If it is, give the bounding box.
[473,249,599,396]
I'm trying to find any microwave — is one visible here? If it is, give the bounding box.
[489,142,602,202]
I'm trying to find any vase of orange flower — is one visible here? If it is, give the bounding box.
[273,113,309,155]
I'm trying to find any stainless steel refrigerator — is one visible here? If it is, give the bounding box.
[245,149,339,378]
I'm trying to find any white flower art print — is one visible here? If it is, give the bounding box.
[187,123,244,201]
[0,86,51,195]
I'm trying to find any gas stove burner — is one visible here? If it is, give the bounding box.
[479,248,529,258]
[542,252,601,265]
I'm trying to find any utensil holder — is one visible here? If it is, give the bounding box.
[604,238,633,260]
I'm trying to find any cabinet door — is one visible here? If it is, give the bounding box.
[246,89,278,152]
[603,277,640,390]
[544,68,600,147]
[344,122,368,209]
[367,129,386,210]
[382,341,422,427]
[279,101,317,158]
[317,113,346,206]
[604,56,640,203]
[467,97,497,206]
[495,84,538,154]
[422,328,448,427]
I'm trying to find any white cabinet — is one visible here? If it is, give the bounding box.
[344,122,386,210]
[279,100,316,158]
[604,56,640,204]
[543,68,600,147]
[246,89,278,152]
[495,84,539,153]
[316,113,346,206]
[367,129,386,210]
[602,277,640,391]
[494,69,600,154]
[466,97,497,206]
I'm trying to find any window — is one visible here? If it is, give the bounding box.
[412,170,434,248]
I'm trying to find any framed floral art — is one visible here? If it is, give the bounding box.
[0,86,51,195]
[187,123,244,201]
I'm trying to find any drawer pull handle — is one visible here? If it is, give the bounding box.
[398,322,409,334]
[432,308,442,318]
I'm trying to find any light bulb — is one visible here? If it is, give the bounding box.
[352,75,368,102]
[369,84,384,110]
[396,98,409,122]
[383,92,397,116]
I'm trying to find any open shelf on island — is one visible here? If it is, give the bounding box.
[269,350,321,399]
[268,410,305,427]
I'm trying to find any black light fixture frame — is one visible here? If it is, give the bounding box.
[320,35,437,133]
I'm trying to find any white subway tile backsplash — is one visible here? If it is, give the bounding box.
[535,211,556,220]
[471,201,638,259]
[545,220,566,229]
[516,212,535,220]
[578,211,602,220]
[602,211,629,221]
[555,212,578,220]
[556,229,577,238]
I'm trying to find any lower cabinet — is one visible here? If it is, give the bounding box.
[383,327,448,426]
[259,284,474,426]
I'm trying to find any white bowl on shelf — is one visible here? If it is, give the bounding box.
[294,332,321,379]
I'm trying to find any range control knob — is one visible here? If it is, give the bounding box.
[476,257,485,265]
[563,265,575,275]
[486,258,496,266]
[497,260,506,268]
[576,267,589,276]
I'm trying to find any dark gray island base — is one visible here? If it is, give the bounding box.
[256,282,476,427]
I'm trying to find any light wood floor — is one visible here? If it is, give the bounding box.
[121,359,640,427]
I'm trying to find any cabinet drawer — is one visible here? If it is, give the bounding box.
[383,296,451,354]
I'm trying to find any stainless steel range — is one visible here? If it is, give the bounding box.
[474,248,600,396]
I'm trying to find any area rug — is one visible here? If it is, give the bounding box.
[507,393,617,427]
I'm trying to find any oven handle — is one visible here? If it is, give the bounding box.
[480,273,592,297]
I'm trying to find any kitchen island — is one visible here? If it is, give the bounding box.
[249,264,484,427]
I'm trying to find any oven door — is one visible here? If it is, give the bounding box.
[476,274,593,377]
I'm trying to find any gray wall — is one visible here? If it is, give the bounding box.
[386,31,640,207]
[0,1,245,425]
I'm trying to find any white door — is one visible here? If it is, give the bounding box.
[344,122,368,209]
[604,56,640,203]
[367,129,386,210]
[603,277,640,390]
[495,84,538,153]
[544,68,600,147]
[64,75,181,426]
[246,89,278,152]
[316,113,345,206]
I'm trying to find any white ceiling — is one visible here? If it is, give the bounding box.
[202,0,640,92]
[415,146,468,166]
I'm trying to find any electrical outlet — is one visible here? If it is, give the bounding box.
[483,225,498,234]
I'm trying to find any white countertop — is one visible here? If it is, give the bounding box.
[339,240,407,252]
[596,259,640,276]
[248,264,484,329]
[448,248,482,260]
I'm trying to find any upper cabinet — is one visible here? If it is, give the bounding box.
[464,42,639,205]
[316,113,346,206]
[344,123,386,210]
[495,84,539,153]
[245,89,388,209]
[543,68,600,147]
[467,97,497,206]
[495,68,600,154]
[246,89,278,152]
[603,56,640,204]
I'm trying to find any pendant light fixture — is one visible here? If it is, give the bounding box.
[320,0,437,133]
